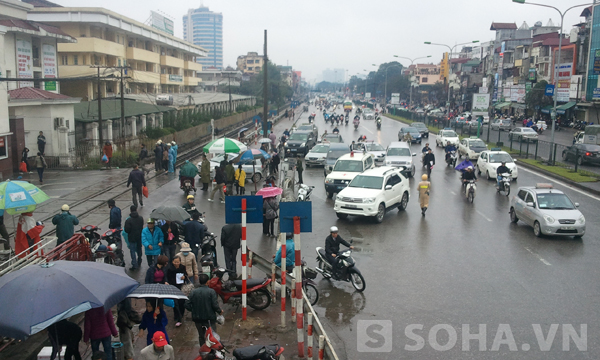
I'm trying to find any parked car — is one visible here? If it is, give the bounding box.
[284,130,316,156]
[561,144,600,165]
[334,167,410,223]
[325,152,375,198]
[411,122,429,138]
[509,183,585,238]
[305,143,330,167]
[385,141,416,178]
[398,127,422,143]
[477,150,519,180]
[324,143,351,176]
[491,119,512,131]
[458,137,488,159]
[509,127,539,142]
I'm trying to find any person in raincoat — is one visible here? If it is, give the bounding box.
[167,144,174,173]
[171,141,178,164]
[418,174,431,216]
[52,205,79,246]
[15,213,43,257]
[142,218,164,266]
[234,164,246,195]
[200,154,211,191]
[179,160,198,191]
[455,157,474,174]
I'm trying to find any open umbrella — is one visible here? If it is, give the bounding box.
[127,283,187,300]
[0,180,50,214]
[256,187,282,198]
[150,206,192,223]
[257,138,272,144]
[0,261,138,339]
[232,149,271,192]
[203,137,247,154]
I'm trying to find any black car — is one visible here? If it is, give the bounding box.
[398,127,422,144]
[411,122,429,138]
[562,144,600,165]
[284,130,316,156]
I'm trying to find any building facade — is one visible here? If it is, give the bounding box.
[236,52,264,75]
[183,6,223,70]
[26,3,207,100]
[197,69,241,92]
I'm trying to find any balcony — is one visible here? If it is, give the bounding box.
[130,70,160,84]
[184,76,200,86]
[160,55,184,69]
[161,73,184,85]
[59,37,124,58]
[58,65,97,78]
[127,47,160,64]
[184,61,203,72]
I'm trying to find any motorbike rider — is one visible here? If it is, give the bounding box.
[445,141,457,162]
[421,143,431,166]
[353,116,360,127]
[182,195,201,219]
[357,135,367,142]
[325,226,353,278]
[495,161,511,189]
[333,126,340,134]
[461,166,477,194]
[354,114,360,122]
[283,128,290,137]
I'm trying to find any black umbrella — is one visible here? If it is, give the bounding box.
[127,283,187,300]
[150,206,192,223]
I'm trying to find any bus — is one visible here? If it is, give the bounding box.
[343,101,353,112]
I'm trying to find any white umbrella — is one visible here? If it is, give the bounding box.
[257,138,272,144]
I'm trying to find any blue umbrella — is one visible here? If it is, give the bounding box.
[236,149,271,164]
[0,261,138,339]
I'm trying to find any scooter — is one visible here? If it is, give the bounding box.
[285,259,319,306]
[353,120,360,130]
[345,116,349,125]
[100,229,125,267]
[464,180,477,203]
[80,225,101,248]
[195,326,284,360]
[208,268,272,310]
[200,232,219,275]
[376,118,381,130]
[315,244,365,292]
[496,173,511,196]
[297,183,314,201]
[182,179,195,196]
[91,242,118,265]
[446,151,457,167]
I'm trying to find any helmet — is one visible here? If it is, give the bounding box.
[171,141,176,145]
[421,174,428,181]
[61,204,69,211]
[286,232,293,239]
[330,226,339,233]
[108,244,118,251]
[187,195,194,200]
[467,166,473,170]
[97,245,108,252]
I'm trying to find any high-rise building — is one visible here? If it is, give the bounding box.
[183,6,223,70]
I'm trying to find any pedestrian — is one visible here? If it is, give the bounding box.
[200,154,210,191]
[183,213,207,260]
[296,158,304,184]
[47,319,82,360]
[234,164,246,195]
[273,232,295,269]
[167,144,174,173]
[140,331,174,360]
[83,307,118,360]
[15,212,43,258]
[139,144,148,162]
[220,223,241,275]
[160,220,179,262]
[116,298,140,360]
[35,152,47,183]
[418,174,431,216]
[263,196,279,237]
[162,145,169,171]
[52,204,79,246]
[145,255,168,284]
[219,154,228,170]
[124,205,144,270]
[166,255,188,327]
[171,141,178,164]
[21,147,30,172]
[108,199,122,242]
[142,218,164,266]
[176,242,199,284]
[225,161,235,195]
[208,166,225,203]
[138,301,169,346]
[423,149,435,178]
[0,210,9,241]
[185,273,223,346]
[126,164,146,208]
[271,152,280,174]
[37,131,46,155]
[154,142,163,172]
[102,142,113,169]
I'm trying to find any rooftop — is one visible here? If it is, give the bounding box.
[21,0,62,7]
[124,93,255,107]
[8,87,76,101]
[74,99,174,123]
[490,22,518,30]
[0,18,74,41]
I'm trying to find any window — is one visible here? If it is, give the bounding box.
[524,193,534,205]
[61,56,68,65]
[118,59,121,67]
[73,55,78,65]
[82,55,86,65]
[365,156,373,169]
[0,136,7,159]
[422,77,428,83]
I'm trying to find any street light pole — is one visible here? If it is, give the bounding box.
[394,55,432,106]
[512,0,591,164]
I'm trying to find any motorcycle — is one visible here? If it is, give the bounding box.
[80,225,101,247]
[297,183,314,201]
[445,150,457,167]
[182,179,195,196]
[208,268,272,310]
[353,120,360,130]
[194,325,284,360]
[464,180,477,203]
[100,228,125,267]
[345,116,349,125]
[200,232,219,275]
[315,244,366,292]
[82,225,121,265]
[497,173,511,196]
[285,259,319,306]
[376,118,381,130]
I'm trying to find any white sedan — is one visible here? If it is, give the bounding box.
[436,129,460,147]
[477,150,518,180]
[458,137,488,159]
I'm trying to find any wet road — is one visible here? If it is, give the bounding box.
[116,105,600,359]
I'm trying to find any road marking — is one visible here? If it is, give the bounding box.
[450,191,456,195]
[524,247,552,266]
[475,210,493,222]
[360,125,374,135]
[518,167,600,202]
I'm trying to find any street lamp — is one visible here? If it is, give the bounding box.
[363,69,368,98]
[424,40,479,110]
[393,55,432,106]
[512,0,592,164]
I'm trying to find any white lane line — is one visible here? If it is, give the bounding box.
[450,191,456,195]
[475,210,493,222]
[524,247,552,266]
[518,166,600,202]
[360,125,374,135]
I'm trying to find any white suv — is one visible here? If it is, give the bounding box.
[334,167,410,223]
[325,152,375,198]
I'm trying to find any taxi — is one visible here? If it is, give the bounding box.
[458,136,488,159]
[436,128,459,147]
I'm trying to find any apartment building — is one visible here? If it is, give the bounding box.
[408,64,442,86]
[25,2,208,100]
[236,52,264,75]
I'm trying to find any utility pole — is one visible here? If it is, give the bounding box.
[228,73,232,113]
[97,67,103,150]
[120,67,125,138]
[262,30,268,138]
[91,65,130,142]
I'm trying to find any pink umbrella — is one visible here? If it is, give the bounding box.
[256,187,283,198]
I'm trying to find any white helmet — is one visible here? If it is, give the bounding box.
[330,226,339,233]
[108,244,118,251]
[467,166,473,170]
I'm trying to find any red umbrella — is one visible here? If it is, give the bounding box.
[256,187,282,198]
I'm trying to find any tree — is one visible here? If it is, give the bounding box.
[525,80,552,115]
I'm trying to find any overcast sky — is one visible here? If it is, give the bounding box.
[52,0,584,83]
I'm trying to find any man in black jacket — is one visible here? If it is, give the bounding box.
[185,274,223,346]
[423,149,435,177]
[325,226,353,278]
[220,223,242,275]
[184,213,207,259]
[124,205,144,270]
[208,166,225,203]
[154,142,162,172]
[126,164,146,208]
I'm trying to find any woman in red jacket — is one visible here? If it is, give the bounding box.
[83,307,118,360]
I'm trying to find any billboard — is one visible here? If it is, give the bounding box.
[570,75,583,100]
[440,52,449,79]
[472,93,490,116]
[16,38,33,88]
[42,44,57,92]
[365,92,371,99]
[150,11,174,36]
[554,63,572,102]
[390,93,400,104]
